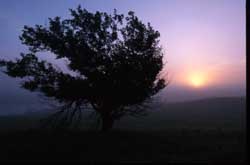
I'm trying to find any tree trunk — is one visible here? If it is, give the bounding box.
[101,113,114,132]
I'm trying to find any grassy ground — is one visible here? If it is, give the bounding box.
[0,129,246,163]
[0,97,245,162]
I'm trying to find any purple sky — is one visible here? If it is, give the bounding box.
[0,0,246,110]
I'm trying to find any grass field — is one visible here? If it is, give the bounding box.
[0,97,246,162]
[0,129,245,162]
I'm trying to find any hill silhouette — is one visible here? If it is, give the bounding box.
[0,96,245,131]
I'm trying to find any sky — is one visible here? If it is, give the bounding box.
[0,0,246,114]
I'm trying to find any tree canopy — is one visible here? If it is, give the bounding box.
[0,6,167,131]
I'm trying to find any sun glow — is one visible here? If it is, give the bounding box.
[188,73,206,88]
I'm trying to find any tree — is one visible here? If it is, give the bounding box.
[0,6,167,131]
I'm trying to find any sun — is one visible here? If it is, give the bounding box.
[188,73,206,88]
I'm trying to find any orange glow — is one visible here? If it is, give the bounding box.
[189,73,206,88]
[190,75,205,87]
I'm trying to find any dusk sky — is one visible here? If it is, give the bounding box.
[0,0,246,114]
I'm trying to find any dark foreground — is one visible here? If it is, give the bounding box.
[0,129,245,163]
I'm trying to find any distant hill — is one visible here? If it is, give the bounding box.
[0,97,246,131]
[116,96,246,131]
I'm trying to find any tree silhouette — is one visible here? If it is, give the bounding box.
[0,6,166,131]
